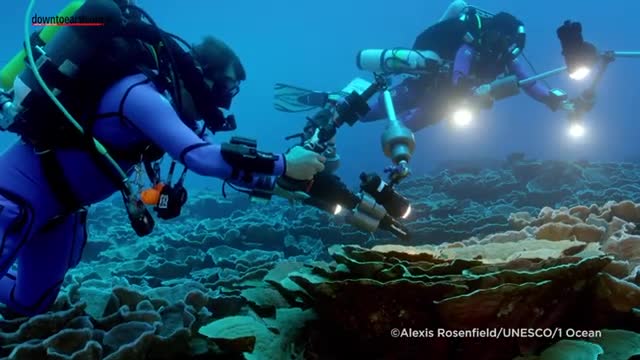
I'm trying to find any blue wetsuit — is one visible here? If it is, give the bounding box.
[0,73,285,316]
[360,19,560,131]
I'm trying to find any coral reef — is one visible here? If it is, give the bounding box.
[1,156,640,359]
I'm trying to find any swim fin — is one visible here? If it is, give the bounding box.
[274,83,333,113]
[274,77,374,113]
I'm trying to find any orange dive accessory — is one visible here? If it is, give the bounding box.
[141,160,189,219]
[140,183,165,205]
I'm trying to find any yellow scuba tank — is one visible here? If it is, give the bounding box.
[0,1,84,90]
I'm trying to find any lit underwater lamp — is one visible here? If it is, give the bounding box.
[569,66,591,80]
[450,82,499,129]
[557,20,600,81]
[296,172,412,240]
[309,198,344,216]
[452,108,473,127]
[555,20,640,86]
[402,204,412,219]
[462,19,634,112]
[566,98,588,139]
[567,121,586,138]
[359,172,412,220]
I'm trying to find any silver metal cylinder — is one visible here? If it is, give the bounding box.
[346,211,380,233]
[381,123,415,163]
[356,49,442,74]
[488,75,520,100]
[357,193,387,220]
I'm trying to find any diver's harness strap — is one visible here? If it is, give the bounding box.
[34,127,159,235]
[16,38,127,215]
[11,1,265,229]
[220,137,280,183]
[38,149,83,214]
[28,55,192,223]
[34,139,131,217]
[31,79,167,223]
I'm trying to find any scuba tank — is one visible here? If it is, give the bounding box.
[9,0,125,145]
[0,0,157,236]
[439,0,468,22]
[0,1,84,90]
[356,48,443,74]
[0,0,85,131]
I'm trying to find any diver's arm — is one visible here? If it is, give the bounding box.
[508,56,565,110]
[122,84,285,187]
[452,44,474,86]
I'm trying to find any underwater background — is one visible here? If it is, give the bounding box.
[2,0,640,189]
[1,0,640,359]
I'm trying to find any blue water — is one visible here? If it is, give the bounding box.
[1,0,639,192]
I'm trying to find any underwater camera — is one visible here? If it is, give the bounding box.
[359,172,411,219]
[346,173,412,241]
[557,20,598,80]
[299,171,411,240]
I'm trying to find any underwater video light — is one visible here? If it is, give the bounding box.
[452,108,473,127]
[401,204,412,219]
[569,66,591,80]
[359,172,411,219]
[565,45,598,80]
[568,121,586,138]
[557,20,598,80]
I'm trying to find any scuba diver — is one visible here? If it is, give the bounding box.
[0,0,325,317]
[275,1,576,133]
[357,2,576,131]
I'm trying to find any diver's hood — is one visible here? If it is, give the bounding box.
[479,12,526,64]
[167,40,237,133]
[120,20,236,133]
